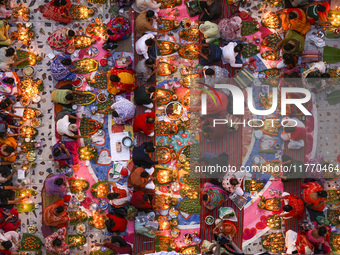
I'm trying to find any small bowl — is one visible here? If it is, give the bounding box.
[122,136,133,147]
[23,66,35,77]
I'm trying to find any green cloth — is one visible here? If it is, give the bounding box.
[51,89,71,104]
[323,46,340,64]
[307,5,318,21]
[282,30,304,55]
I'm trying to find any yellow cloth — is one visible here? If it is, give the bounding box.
[117,72,135,84]
[281,9,311,35]
[0,137,18,162]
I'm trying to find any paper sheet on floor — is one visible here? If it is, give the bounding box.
[110,131,130,161]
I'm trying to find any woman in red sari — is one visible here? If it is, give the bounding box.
[42,200,70,228]
[302,182,327,211]
[0,208,20,232]
[39,0,72,24]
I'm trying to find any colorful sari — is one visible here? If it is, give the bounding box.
[39,0,72,23]
[202,182,228,210]
[45,174,68,197]
[302,182,325,211]
[107,68,136,95]
[43,200,69,228]
[282,30,305,55]
[281,8,311,35]
[48,28,75,54]
[51,55,76,81]
[0,137,17,162]
[45,227,70,255]
[0,208,20,232]
[52,141,79,166]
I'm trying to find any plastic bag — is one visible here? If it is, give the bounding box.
[218,207,238,222]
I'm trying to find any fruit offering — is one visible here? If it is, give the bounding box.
[20,234,42,251]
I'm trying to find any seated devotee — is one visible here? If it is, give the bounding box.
[199,42,222,66]
[52,87,90,107]
[107,67,136,95]
[306,2,330,25]
[134,85,155,108]
[199,0,222,21]
[132,142,158,170]
[45,174,69,197]
[0,99,23,120]
[213,234,244,255]
[42,200,70,228]
[128,167,155,190]
[135,33,158,59]
[56,114,89,139]
[130,190,153,212]
[302,182,327,214]
[135,58,158,83]
[47,28,76,54]
[133,111,155,136]
[0,208,20,232]
[45,227,75,255]
[200,66,229,86]
[0,168,16,185]
[0,231,20,255]
[275,30,305,56]
[0,20,11,47]
[100,97,136,124]
[222,172,244,196]
[38,0,73,23]
[218,16,242,41]
[0,137,23,162]
[280,154,304,181]
[0,185,28,209]
[280,117,306,150]
[281,8,311,35]
[107,182,131,208]
[221,41,246,68]
[105,214,128,233]
[135,10,165,36]
[277,53,299,69]
[201,182,228,210]
[213,221,238,239]
[0,47,29,71]
[307,226,331,254]
[95,235,132,255]
[134,0,161,13]
[51,55,81,81]
[277,192,304,220]
[52,141,79,166]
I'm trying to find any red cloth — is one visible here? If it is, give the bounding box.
[107,214,127,232]
[133,112,155,135]
[0,208,20,232]
[290,126,306,141]
[302,182,325,211]
[107,68,136,95]
[39,0,72,23]
[131,190,152,210]
[104,243,132,254]
[283,195,305,219]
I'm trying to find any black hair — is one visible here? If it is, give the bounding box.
[145,142,155,152]
[0,102,9,109]
[318,226,327,236]
[53,0,67,6]
[145,58,155,66]
[146,117,155,124]
[61,58,72,66]
[230,178,239,186]
[146,10,155,18]
[56,206,64,214]
[110,75,120,83]
[321,73,331,79]
[112,110,119,117]
[5,48,14,57]
[283,43,295,51]
[4,146,14,154]
[2,77,14,85]
[282,205,293,212]
[234,44,243,53]
[284,126,296,133]
[53,147,61,157]
[105,219,116,232]
[54,178,64,186]
[288,12,298,19]
[107,192,120,200]
[317,190,328,198]
[145,38,154,47]
[65,94,73,101]
[52,238,62,247]
[205,68,215,76]
[317,4,326,13]
[2,241,12,250]
[147,86,156,93]
[282,53,296,66]
[306,72,320,79]
[202,193,208,201]
[142,194,149,202]
[68,30,75,37]
[140,171,149,178]
[201,47,209,56]
[107,29,114,35]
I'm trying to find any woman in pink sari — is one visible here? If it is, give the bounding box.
[39,0,72,24]
[48,28,76,54]
[202,182,228,210]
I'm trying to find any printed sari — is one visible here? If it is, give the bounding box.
[202,182,228,210]
[51,55,76,81]
[39,0,72,23]
[48,28,75,54]
[42,200,69,228]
